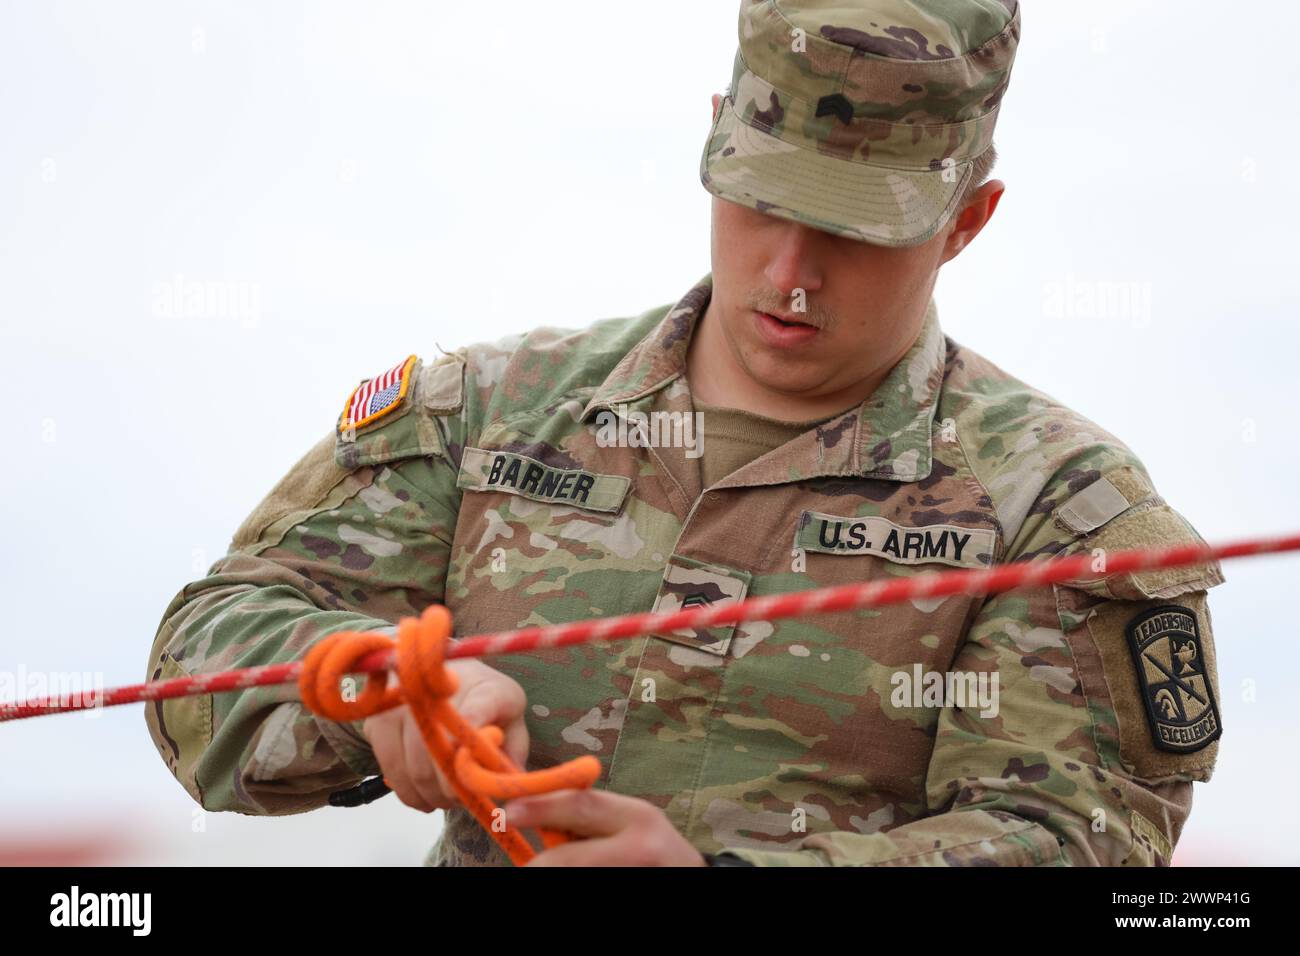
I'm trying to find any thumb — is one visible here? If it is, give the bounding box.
[457,684,528,768]
[502,719,530,771]
[456,682,503,729]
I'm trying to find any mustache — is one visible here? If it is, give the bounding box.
[748,295,834,331]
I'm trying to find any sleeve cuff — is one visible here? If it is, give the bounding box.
[314,712,380,777]
[308,621,395,778]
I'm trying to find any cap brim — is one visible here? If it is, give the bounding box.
[700,96,971,248]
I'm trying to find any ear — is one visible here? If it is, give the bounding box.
[712,93,722,121]
[939,179,1005,265]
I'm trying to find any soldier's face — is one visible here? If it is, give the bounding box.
[707,194,951,400]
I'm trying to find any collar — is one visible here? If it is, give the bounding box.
[581,272,947,483]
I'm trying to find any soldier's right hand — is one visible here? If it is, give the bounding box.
[361,659,529,812]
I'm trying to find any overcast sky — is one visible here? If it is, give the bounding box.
[1,0,1296,865]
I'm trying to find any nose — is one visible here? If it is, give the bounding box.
[764,219,824,300]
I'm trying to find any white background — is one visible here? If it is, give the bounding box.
[1,1,1295,865]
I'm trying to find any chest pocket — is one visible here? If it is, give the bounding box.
[448,446,650,626]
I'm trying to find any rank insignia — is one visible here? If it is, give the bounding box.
[338,355,417,433]
[1125,605,1221,753]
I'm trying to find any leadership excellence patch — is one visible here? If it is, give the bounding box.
[338,355,417,433]
[1125,605,1221,754]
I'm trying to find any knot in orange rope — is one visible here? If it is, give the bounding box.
[298,604,602,865]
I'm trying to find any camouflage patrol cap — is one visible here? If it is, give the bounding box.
[700,0,1021,247]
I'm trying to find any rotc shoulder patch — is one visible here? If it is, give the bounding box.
[338,355,417,433]
[1125,605,1222,754]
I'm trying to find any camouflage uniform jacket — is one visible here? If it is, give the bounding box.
[145,272,1225,866]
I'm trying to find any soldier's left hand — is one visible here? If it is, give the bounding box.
[502,789,707,866]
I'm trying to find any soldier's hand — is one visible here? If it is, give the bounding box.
[503,789,707,867]
[360,659,529,813]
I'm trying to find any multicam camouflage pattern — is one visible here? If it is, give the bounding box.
[145,272,1223,866]
[702,0,1021,246]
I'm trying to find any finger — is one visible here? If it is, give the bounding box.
[457,681,528,768]
[431,760,455,803]
[502,718,530,770]
[402,711,452,811]
[458,678,524,730]
[503,789,643,838]
[525,835,629,867]
[374,711,434,813]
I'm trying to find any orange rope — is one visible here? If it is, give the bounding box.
[298,604,602,866]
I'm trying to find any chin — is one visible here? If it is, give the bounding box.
[740,352,822,394]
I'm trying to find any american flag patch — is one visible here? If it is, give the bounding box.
[338,355,417,432]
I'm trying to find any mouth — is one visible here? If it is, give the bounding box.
[765,311,815,328]
[753,309,820,347]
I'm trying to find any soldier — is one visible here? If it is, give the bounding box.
[146,0,1224,867]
